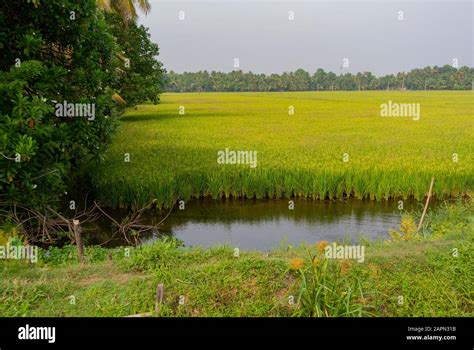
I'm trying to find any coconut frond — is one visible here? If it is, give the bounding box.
[97,0,111,11]
[112,93,127,106]
[97,0,151,23]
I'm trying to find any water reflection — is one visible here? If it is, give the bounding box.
[86,198,424,251]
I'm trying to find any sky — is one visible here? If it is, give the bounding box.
[139,0,473,76]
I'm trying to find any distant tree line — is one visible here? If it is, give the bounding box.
[165,65,473,92]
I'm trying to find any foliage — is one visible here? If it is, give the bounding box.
[1,240,292,316]
[105,13,165,106]
[37,244,127,267]
[292,253,366,317]
[0,224,20,246]
[0,0,119,212]
[165,66,474,92]
[0,1,163,239]
[421,199,473,238]
[389,214,420,242]
[1,186,471,319]
[97,0,151,23]
[92,92,473,208]
[1,216,472,316]
[117,237,183,271]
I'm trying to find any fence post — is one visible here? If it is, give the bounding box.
[72,219,85,264]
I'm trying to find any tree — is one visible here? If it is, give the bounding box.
[291,69,311,91]
[312,69,327,90]
[105,13,164,105]
[98,0,151,23]
[163,66,474,92]
[0,0,119,217]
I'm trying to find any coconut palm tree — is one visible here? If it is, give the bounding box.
[97,0,151,22]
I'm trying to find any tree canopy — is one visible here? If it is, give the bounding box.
[165,66,474,92]
[0,0,163,222]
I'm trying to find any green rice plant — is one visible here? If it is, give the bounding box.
[92,91,474,208]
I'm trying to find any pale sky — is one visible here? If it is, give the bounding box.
[139,0,473,76]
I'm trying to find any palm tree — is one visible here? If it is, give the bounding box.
[96,1,151,105]
[97,0,151,22]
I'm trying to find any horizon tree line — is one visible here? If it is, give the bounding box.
[165,65,474,92]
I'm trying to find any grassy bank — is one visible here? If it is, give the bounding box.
[92,92,473,208]
[1,201,472,317]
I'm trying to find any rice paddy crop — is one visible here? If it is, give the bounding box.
[92,91,473,208]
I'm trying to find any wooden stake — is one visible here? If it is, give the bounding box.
[155,283,164,314]
[125,283,164,317]
[417,177,435,233]
[72,219,85,264]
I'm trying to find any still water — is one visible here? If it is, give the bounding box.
[86,199,421,251]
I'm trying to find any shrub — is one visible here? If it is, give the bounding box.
[389,214,421,241]
[292,250,366,317]
[118,238,183,272]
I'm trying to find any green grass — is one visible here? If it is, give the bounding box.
[1,201,472,317]
[92,91,473,208]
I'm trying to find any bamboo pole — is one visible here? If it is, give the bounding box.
[417,177,435,233]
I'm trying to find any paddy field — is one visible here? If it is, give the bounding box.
[92,91,473,208]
